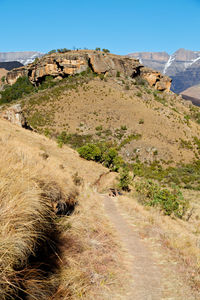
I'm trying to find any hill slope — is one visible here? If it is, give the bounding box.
[1,50,200,298]
[1,51,200,167]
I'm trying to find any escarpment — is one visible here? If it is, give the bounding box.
[5,50,172,92]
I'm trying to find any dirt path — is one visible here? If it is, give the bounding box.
[103,195,198,300]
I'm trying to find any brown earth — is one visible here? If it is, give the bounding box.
[104,195,200,299]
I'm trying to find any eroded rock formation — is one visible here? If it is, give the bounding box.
[5,50,171,92]
[1,104,26,127]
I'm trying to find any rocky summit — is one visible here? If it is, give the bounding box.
[5,50,171,92]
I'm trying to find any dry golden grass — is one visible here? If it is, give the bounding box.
[0,145,58,299]
[55,188,129,300]
[0,119,128,299]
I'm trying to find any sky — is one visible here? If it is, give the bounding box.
[0,0,200,55]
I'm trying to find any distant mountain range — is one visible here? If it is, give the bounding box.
[0,61,23,71]
[128,48,200,98]
[0,51,43,65]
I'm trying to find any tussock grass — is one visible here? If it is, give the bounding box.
[0,120,127,299]
[0,149,59,299]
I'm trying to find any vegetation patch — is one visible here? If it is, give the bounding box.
[0,76,34,104]
[135,180,189,218]
[57,131,93,148]
[78,142,123,171]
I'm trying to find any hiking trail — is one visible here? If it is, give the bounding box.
[103,195,198,300]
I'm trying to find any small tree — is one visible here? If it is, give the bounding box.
[95,47,101,51]
[48,50,57,54]
[102,49,110,53]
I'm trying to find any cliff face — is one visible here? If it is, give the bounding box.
[5,50,171,92]
[128,48,200,94]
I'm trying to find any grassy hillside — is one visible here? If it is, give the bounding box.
[1,69,200,189]
[0,119,127,299]
[1,58,200,297]
[16,73,200,164]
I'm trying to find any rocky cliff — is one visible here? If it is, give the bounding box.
[128,48,200,94]
[5,50,171,92]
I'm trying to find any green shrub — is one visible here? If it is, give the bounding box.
[0,76,34,104]
[120,125,127,131]
[57,131,93,148]
[38,76,57,90]
[136,92,142,97]
[116,71,120,78]
[102,49,110,53]
[102,147,122,171]
[118,167,131,191]
[48,50,57,54]
[135,180,188,218]
[77,142,123,172]
[179,139,193,150]
[1,76,5,83]
[78,144,101,161]
[118,133,142,149]
[57,48,70,53]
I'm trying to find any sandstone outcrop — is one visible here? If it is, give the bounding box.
[5,50,171,92]
[140,67,172,91]
[1,104,26,127]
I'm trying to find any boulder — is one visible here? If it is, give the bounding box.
[1,104,26,127]
[140,67,172,92]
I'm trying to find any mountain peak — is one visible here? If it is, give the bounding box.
[0,51,44,65]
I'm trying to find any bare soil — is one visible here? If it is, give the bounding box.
[103,195,199,300]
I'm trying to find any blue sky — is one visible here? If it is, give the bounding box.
[0,0,200,54]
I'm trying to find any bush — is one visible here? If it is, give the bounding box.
[116,71,120,78]
[118,167,131,191]
[102,49,110,53]
[77,142,124,172]
[78,144,101,161]
[102,147,122,171]
[48,50,57,54]
[0,76,34,104]
[57,131,93,148]
[38,76,57,90]
[135,180,189,218]
[1,76,5,83]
